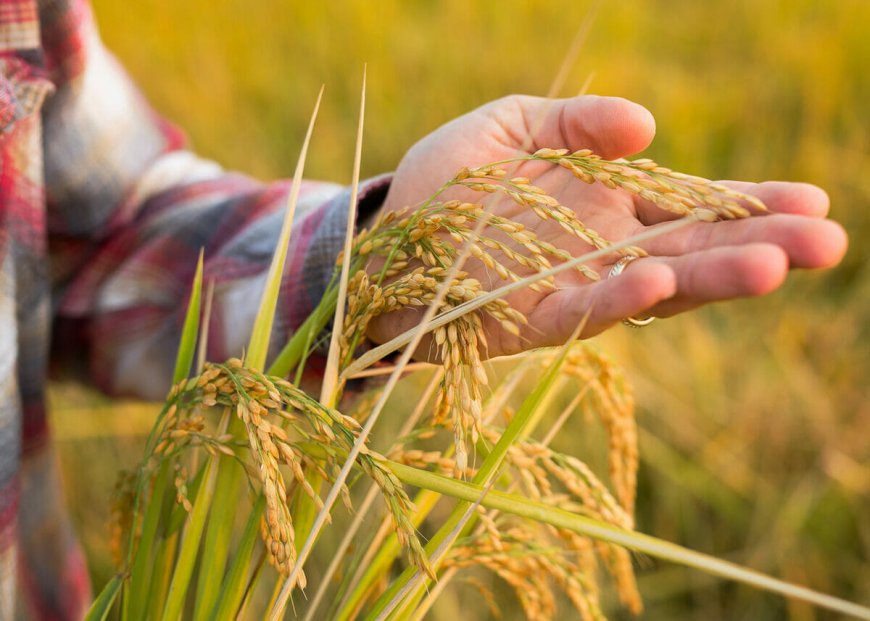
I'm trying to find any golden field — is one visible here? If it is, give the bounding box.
[51,1,869,619]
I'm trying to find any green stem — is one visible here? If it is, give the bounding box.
[211,496,265,620]
[192,458,245,621]
[84,574,123,621]
[268,287,338,378]
[331,490,441,621]
[388,463,870,621]
[126,463,170,617]
[146,530,179,621]
[365,339,573,619]
[160,456,219,621]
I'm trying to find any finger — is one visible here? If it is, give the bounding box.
[513,260,677,349]
[505,94,657,160]
[718,181,831,217]
[635,180,831,225]
[634,214,848,269]
[639,244,789,318]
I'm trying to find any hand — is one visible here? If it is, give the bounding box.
[367,95,848,357]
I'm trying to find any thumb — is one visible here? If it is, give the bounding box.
[508,94,657,159]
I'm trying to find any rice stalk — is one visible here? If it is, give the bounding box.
[364,321,589,620]
[302,368,445,621]
[98,123,870,621]
[387,461,870,621]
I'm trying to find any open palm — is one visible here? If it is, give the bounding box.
[368,95,847,356]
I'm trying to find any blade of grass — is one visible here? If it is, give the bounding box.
[408,377,587,621]
[407,567,459,621]
[247,86,324,372]
[191,457,245,621]
[331,359,536,621]
[172,250,205,382]
[125,465,170,618]
[179,87,322,619]
[195,278,216,374]
[210,496,266,620]
[292,321,318,386]
[374,477,498,621]
[159,455,219,621]
[125,253,205,618]
[84,574,123,621]
[273,71,368,612]
[158,410,227,621]
[268,287,338,377]
[237,549,270,620]
[388,462,870,621]
[331,490,442,621]
[321,65,367,406]
[146,529,179,620]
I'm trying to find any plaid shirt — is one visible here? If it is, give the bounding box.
[0,1,388,618]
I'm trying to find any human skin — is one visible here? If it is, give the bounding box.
[366,94,848,357]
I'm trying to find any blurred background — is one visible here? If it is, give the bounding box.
[53,0,869,618]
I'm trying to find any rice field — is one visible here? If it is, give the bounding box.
[53,1,870,619]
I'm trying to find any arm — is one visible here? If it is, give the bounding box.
[44,0,387,399]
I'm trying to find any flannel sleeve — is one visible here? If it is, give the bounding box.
[44,0,390,399]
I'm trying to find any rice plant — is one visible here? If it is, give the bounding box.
[83,77,870,621]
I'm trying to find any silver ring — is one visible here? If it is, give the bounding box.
[608,256,656,327]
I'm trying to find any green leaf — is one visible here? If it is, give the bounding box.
[173,250,205,383]
[126,253,205,617]
[246,87,324,372]
[84,574,123,621]
[145,529,179,619]
[387,462,870,621]
[126,463,170,617]
[160,457,219,621]
[267,287,338,377]
[210,496,265,620]
[320,65,366,407]
[192,460,245,621]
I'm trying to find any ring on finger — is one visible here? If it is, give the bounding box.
[607,256,656,328]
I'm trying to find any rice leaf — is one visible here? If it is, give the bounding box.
[305,370,444,621]
[211,496,265,621]
[196,278,216,373]
[125,464,170,617]
[160,457,219,621]
[173,249,205,383]
[388,462,870,621]
[246,87,324,372]
[192,458,245,621]
[268,287,338,377]
[83,574,122,621]
[321,65,366,406]
[124,251,206,617]
[145,530,179,617]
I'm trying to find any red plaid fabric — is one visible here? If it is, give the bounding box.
[0,1,388,618]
